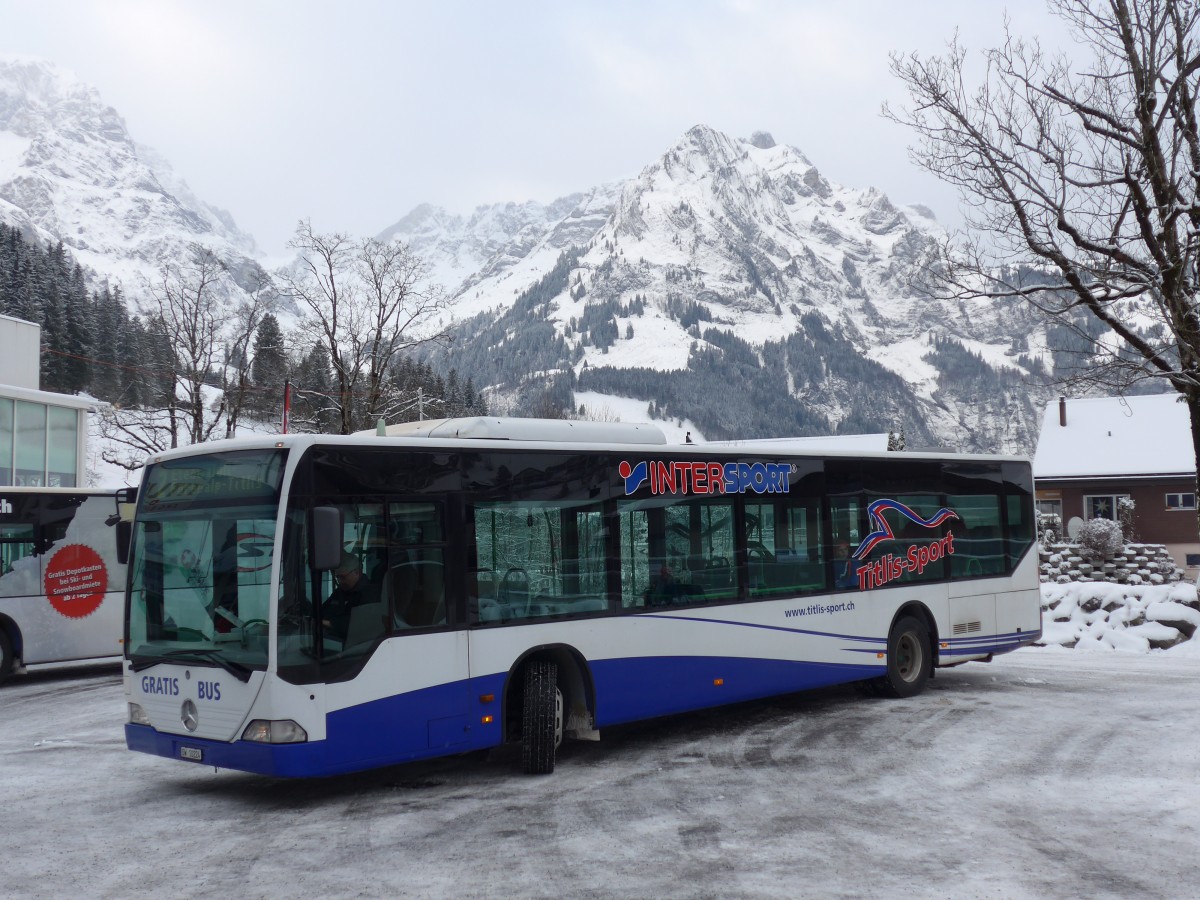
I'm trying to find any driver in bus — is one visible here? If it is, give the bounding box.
[321,551,382,641]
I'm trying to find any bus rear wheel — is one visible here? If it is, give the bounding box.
[521,660,562,775]
[0,629,14,684]
[877,615,931,699]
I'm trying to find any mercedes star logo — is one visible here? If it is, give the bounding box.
[181,699,199,732]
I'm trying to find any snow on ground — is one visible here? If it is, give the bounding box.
[572,307,694,372]
[2,581,1198,898]
[1039,580,1200,655]
[864,332,940,400]
[3,641,1199,898]
[957,337,1028,375]
[572,390,702,444]
[0,129,30,173]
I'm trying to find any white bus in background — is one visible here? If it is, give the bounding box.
[121,417,1041,777]
[0,487,130,683]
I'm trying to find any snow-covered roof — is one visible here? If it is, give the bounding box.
[1033,394,1194,479]
[0,381,97,410]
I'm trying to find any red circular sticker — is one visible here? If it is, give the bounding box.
[44,544,108,619]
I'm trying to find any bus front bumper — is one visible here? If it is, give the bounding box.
[125,723,328,777]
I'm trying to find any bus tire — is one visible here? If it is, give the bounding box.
[521,660,561,775]
[878,615,931,699]
[0,628,14,684]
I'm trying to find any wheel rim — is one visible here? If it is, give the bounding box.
[896,631,922,683]
[554,688,564,749]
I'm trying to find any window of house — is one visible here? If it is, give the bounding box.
[0,398,13,485]
[46,407,78,487]
[1166,492,1197,511]
[14,401,46,487]
[1036,499,1062,521]
[1084,494,1129,521]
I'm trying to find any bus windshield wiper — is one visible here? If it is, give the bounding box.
[130,648,254,682]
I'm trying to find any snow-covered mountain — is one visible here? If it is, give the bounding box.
[0,56,1055,452]
[0,57,260,295]
[376,184,622,320]
[390,125,1053,453]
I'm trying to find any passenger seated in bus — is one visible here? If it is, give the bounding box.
[645,564,702,605]
[644,565,676,606]
[322,551,382,641]
[834,540,858,589]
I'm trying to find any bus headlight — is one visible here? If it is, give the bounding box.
[241,719,308,744]
[128,703,151,726]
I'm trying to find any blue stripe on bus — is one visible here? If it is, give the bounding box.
[945,629,1037,645]
[639,613,888,644]
[589,655,885,726]
[940,630,1042,656]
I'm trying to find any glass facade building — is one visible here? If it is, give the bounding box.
[0,392,89,487]
[1,314,92,487]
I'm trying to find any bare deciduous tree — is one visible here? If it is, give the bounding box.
[279,220,449,434]
[99,245,275,469]
[221,267,279,438]
[888,0,1200,531]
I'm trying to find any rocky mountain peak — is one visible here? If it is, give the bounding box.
[748,131,776,150]
[0,55,259,293]
[412,124,1054,453]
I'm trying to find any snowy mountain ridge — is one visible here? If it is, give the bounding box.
[0,57,1056,452]
[0,56,260,297]
[395,124,1053,452]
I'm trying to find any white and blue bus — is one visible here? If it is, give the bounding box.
[1,487,129,683]
[122,417,1041,776]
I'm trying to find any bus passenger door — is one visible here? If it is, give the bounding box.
[422,630,472,751]
[385,499,474,754]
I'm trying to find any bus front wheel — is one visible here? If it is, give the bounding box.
[878,615,931,699]
[521,660,562,775]
[0,628,14,684]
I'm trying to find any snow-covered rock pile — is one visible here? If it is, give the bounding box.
[1040,581,1200,652]
[1038,542,1183,585]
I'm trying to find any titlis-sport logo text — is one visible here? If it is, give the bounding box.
[619,460,793,495]
[849,499,959,591]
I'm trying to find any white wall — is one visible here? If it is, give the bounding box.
[0,316,40,390]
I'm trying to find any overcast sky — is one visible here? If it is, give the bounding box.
[1,1,1074,256]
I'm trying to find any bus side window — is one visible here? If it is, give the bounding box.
[745,500,825,598]
[947,494,1002,576]
[386,502,447,630]
[0,523,36,588]
[472,500,606,623]
[619,498,735,608]
[618,505,656,610]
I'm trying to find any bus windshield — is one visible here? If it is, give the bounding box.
[126,450,286,678]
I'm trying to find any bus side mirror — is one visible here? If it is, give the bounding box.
[310,506,343,571]
[114,487,137,565]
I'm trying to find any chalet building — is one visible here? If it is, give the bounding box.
[1033,394,1200,571]
[0,314,93,487]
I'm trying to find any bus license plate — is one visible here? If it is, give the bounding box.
[179,746,203,761]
